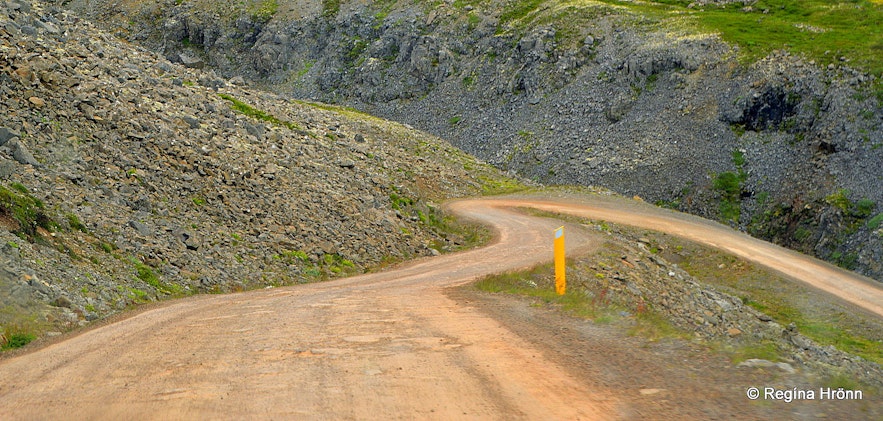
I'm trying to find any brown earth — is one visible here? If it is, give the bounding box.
[0,195,880,419]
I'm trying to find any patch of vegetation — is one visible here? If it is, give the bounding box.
[830,251,859,270]
[322,0,341,17]
[389,191,414,211]
[274,249,309,265]
[218,94,305,132]
[477,175,528,196]
[249,0,278,23]
[126,287,149,303]
[372,0,398,23]
[293,100,363,115]
[1,332,35,350]
[322,253,355,274]
[824,372,865,391]
[566,0,883,76]
[712,150,747,223]
[99,241,117,254]
[825,188,852,212]
[130,256,181,295]
[662,234,883,365]
[498,0,546,28]
[0,311,46,352]
[346,37,369,64]
[713,172,743,222]
[474,262,688,341]
[868,213,883,230]
[854,198,876,219]
[66,213,88,233]
[0,184,57,239]
[726,340,784,363]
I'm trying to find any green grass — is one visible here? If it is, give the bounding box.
[474,262,688,341]
[322,0,341,17]
[1,332,35,350]
[691,0,883,75]
[250,0,278,22]
[713,171,743,222]
[130,257,181,295]
[498,0,546,27]
[0,310,46,352]
[0,184,56,238]
[668,237,883,365]
[218,94,305,132]
[491,0,883,77]
[868,213,883,230]
[726,340,785,363]
[66,213,88,233]
[477,175,528,196]
[522,206,883,365]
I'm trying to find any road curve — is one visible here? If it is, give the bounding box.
[1,195,880,419]
[486,194,883,319]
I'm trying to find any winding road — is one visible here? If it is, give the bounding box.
[1,194,881,419]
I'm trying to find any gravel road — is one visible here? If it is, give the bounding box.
[1,195,879,419]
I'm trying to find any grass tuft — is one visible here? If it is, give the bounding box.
[218,94,305,132]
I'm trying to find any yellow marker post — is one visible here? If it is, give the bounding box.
[554,226,566,295]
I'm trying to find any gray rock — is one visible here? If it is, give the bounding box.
[13,1,32,13]
[34,19,59,34]
[179,52,204,69]
[8,139,40,166]
[737,359,796,374]
[176,229,202,251]
[182,115,201,129]
[0,127,19,146]
[128,220,151,236]
[245,123,265,138]
[51,295,73,308]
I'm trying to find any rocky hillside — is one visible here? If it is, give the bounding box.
[0,0,520,339]
[64,0,883,281]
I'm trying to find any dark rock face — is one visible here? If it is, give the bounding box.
[732,88,800,132]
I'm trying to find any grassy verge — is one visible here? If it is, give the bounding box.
[517,205,883,365]
[671,241,883,365]
[475,262,689,342]
[0,308,47,352]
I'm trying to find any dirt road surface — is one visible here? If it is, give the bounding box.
[1,195,880,419]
